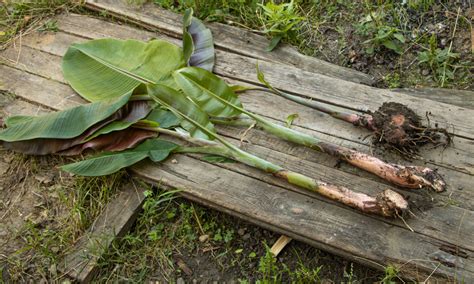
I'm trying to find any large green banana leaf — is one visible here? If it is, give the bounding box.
[62,139,178,176]
[0,93,131,142]
[147,84,216,140]
[62,39,185,102]
[173,67,243,117]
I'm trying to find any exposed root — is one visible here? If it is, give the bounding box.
[313,180,409,218]
[368,102,451,158]
[391,165,446,192]
[364,189,409,218]
[321,142,447,192]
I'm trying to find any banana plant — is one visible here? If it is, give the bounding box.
[67,83,409,218]
[169,67,446,192]
[0,85,408,217]
[0,8,444,218]
[60,8,446,192]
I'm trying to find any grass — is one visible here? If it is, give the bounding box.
[0,0,80,50]
[0,152,127,281]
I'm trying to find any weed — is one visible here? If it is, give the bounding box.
[381,264,401,283]
[355,8,406,55]
[257,0,304,51]
[38,19,58,32]
[383,72,402,89]
[417,33,465,87]
[256,243,281,283]
[343,262,356,283]
[407,0,435,12]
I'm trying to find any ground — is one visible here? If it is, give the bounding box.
[0,0,472,282]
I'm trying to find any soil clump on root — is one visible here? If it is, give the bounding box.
[369,102,451,158]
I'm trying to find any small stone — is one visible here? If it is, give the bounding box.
[177,278,185,284]
[35,174,54,185]
[440,38,447,47]
[171,159,178,164]
[199,234,209,242]
[421,69,430,76]
[242,233,251,240]
[237,228,246,236]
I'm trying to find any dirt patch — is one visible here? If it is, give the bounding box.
[370,102,450,158]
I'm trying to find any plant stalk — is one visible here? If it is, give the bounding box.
[135,115,408,217]
[212,116,446,192]
[252,87,375,129]
[175,143,408,218]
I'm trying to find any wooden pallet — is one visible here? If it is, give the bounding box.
[0,2,473,281]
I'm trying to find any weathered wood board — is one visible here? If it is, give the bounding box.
[0,8,473,282]
[58,182,146,282]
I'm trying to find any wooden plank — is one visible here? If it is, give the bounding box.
[83,0,375,86]
[3,62,474,266]
[2,94,473,254]
[58,182,146,283]
[2,42,474,214]
[12,24,474,176]
[132,156,473,282]
[77,4,474,140]
[4,33,473,195]
[4,96,474,279]
[394,88,474,110]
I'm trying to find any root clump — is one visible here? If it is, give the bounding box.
[369,102,451,157]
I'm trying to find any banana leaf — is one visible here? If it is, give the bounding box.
[0,95,153,155]
[62,39,185,102]
[85,100,153,141]
[59,128,157,156]
[182,8,215,71]
[145,108,181,129]
[173,67,243,118]
[62,139,178,176]
[0,93,131,142]
[147,84,216,140]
